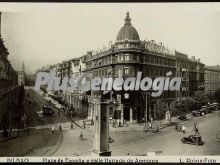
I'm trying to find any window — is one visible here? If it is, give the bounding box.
[124,67,130,75]
[152,57,155,64]
[133,54,137,61]
[115,55,121,62]
[124,54,130,61]
[120,54,124,61]
[161,58,164,65]
[145,56,148,63]
[115,68,119,77]
[136,55,139,61]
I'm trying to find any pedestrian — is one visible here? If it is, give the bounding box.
[202,112,205,117]
[119,121,122,127]
[112,120,116,128]
[123,120,126,126]
[71,122,73,129]
[175,123,178,131]
[194,124,200,134]
[52,126,55,134]
[83,120,86,129]
[91,118,94,125]
[193,123,197,134]
[80,132,83,139]
[182,125,186,134]
[144,122,147,129]
[59,124,62,131]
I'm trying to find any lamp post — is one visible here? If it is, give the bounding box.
[144,92,151,128]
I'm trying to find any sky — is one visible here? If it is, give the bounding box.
[0,3,220,74]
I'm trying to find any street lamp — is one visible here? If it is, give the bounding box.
[143,92,151,128]
[124,93,129,99]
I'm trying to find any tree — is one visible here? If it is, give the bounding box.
[156,100,167,122]
[168,101,179,123]
[214,89,220,104]
[193,91,209,108]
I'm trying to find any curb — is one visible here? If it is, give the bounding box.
[0,135,19,142]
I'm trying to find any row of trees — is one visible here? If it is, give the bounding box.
[156,91,217,122]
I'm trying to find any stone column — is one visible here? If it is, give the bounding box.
[120,104,124,123]
[92,98,111,156]
[153,104,157,119]
[129,107,133,123]
[149,105,152,120]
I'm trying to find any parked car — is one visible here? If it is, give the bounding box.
[192,110,201,117]
[199,107,207,115]
[181,135,204,145]
[42,105,55,115]
[210,103,219,111]
[202,105,212,113]
[178,115,187,121]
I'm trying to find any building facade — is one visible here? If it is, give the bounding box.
[0,12,22,131]
[84,12,206,123]
[84,12,179,123]
[204,65,220,94]
[36,12,210,123]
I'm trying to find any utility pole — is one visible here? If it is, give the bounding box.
[145,93,148,127]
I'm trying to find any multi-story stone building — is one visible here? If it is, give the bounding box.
[84,12,179,123]
[17,71,25,86]
[204,65,220,94]
[175,51,190,99]
[189,56,205,96]
[175,52,205,99]
[35,12,210,123]
[64,56,86,108]
[83,12,207,123]
[45,56,87,116]
[17,62,26,86]
[0,12,22,132]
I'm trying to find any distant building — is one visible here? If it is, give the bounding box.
[17,71,25,86]
[44,56,87,114]
[16,61,26,86]
[204,65,220,94]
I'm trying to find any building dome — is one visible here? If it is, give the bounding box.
[116,12,140,41]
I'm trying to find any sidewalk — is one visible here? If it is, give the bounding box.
[38,90,195,133]
[0,121,74,142]
[73,113,194,134]
[0,129,28,142]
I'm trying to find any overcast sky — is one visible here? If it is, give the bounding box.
[1,3,220,74]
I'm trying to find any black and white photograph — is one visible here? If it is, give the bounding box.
[0,3,220,162]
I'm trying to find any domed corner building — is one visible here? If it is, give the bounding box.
[116,12,140,41]
[84,12,203,124]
